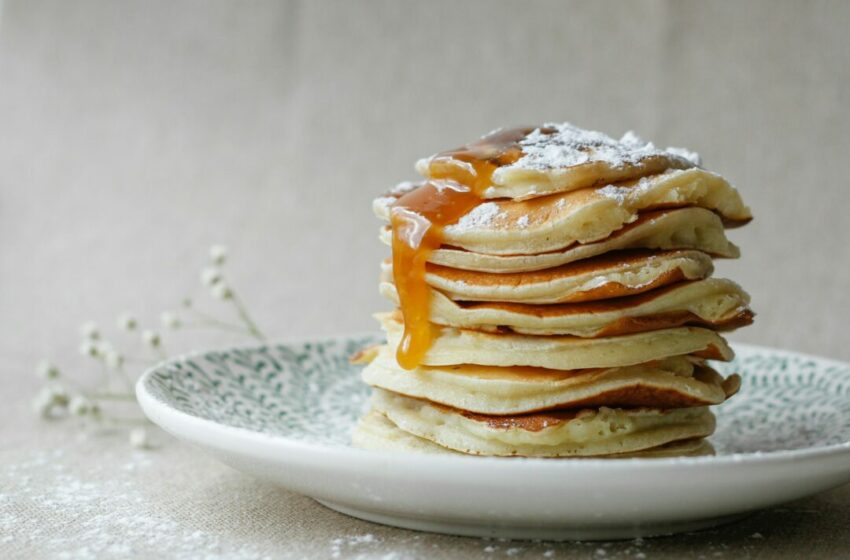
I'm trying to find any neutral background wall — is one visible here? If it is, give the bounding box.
[2,0,850,390]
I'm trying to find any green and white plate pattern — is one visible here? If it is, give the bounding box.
[138,336,850,540]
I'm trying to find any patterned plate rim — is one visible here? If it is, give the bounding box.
[136,335,850,469]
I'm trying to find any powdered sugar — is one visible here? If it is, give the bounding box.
[330,534,382,558]
[596,174,666,204]
[596,185,630,204]
[389,181,419,196]
[374,181,420,209]
[666,146,702,166]
[373,196,397,211]
[1,446,266,560]
[445,202,501,233]
[505,123,700,171]
[515,215,530,228]
[328,533,440,560]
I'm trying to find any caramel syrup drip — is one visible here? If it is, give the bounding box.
[390,181,480,369]
[390,126,553,369]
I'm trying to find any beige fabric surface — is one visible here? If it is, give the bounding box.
[1,0,849,558]
[3,410,849,560]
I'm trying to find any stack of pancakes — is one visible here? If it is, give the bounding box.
[353,123,753,458]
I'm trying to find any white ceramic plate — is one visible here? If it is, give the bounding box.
[137,335,850,540]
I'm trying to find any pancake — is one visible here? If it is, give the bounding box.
[370,389,716,457]
[353,410,716,458]
[379,207,740,273]
[374,168,752,255]
[349,344,381,365]
[414,123,698,200]
[379,278,753,337]
[379,312,734,369]
[353,410,456,454]
[362,345,741,414]
[390,250,714,305]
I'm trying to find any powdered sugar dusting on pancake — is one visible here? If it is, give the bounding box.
[505,123,700,171]
[446,202,502,234]
[665,146,702,166]
[389,181,420,196]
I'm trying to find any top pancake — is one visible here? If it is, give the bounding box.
[374,168,752,256]
[415,123,699,200]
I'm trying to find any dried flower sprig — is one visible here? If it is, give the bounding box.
[32,244,267,448]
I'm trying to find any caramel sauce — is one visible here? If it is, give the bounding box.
[390,126,549,369]
[390,181,480,369]
[426,127,538,192]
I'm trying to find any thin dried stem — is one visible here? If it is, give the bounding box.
[230,292,266,341]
